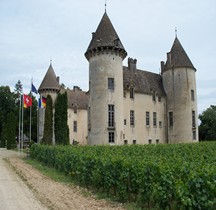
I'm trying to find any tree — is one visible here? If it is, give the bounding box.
[6,112,17,149]
[41,95,53,145]
[199,105,216,141]
[14,80,23,105]
[0,86,15,146]
[54,91,69,145]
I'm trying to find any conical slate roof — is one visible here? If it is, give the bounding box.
[163,37,196,71]
[38,64,60,93]
[85,12,127,60]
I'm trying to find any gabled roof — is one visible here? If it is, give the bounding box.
[163,37,196,72]
[38,64,60,92]
[66,89,89,110]
[123,67,166,96]
[85,12,127,60]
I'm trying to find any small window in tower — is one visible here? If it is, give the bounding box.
[153,112,157,127]
[124,119,127,125]
[156,139,159,144]
[148,139,152,144]
[108,78,114,90]
[108,132,115,143]
[192,111,196,128]
[108,105,115,127]
[169,112,173,127]
[159,121,162,128]
[152,94,156,102]
[124,140,128,145]
[73,121,77,132]
[133,140,136,145]
[191,90,195,101]
[193,130,196,140]
[73,104,78,114]
[158,96,161,102]
[130,110,135,126]
[130,87,134,99]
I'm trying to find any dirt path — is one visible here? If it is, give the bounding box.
[0,149,47,210]
[0,149,125,210]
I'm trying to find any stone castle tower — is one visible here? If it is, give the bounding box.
[161,37,198,143]
[85,12,127,145]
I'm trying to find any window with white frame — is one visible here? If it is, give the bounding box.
[108,132,115,143]
[130,110,135,126]
[146,111,150,126]
[153,112,157,127]
[108,78,114,90]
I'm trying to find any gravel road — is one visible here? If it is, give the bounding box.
[0,148,47,210]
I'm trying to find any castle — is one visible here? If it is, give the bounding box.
[38,12,198,145]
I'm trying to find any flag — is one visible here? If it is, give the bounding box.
[38,98,42,108]
[23,94,32,108]
[31,83,38,94]
[42,96,46,108]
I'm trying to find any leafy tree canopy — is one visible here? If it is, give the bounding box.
[199,105,216,141]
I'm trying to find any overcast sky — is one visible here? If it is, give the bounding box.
[0,0,215,114]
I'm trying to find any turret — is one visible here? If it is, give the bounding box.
[85,12,127,145]
[38,63,60,143]
[162,37,198,143]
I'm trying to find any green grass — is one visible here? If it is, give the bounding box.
[24,158,74,184]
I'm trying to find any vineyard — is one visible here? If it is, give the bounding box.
[30,142,216,210]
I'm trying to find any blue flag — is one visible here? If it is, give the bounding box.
[31,83,38,94]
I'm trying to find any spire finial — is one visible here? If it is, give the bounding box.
[105,0,107,12]
[175,27,178,38]
[50,58,52,65]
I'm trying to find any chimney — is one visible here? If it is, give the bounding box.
[56,76,60,84]
[128,57,137,71]
[160,61,164,72]
[167,52,172,65]
[73,86,81,91]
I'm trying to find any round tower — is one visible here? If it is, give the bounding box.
[85,12,127,145]
[38,63,60,143]
[161,37,198,143]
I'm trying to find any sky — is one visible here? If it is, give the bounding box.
[0,0,215,114]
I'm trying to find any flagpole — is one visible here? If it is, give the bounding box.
[21,94,24,154]
[18,94,21,155]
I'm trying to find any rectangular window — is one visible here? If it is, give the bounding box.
[169,112,173,126]
[124,119,127,125]
[156,139,159,144]
[153,112,157,127]
[148,139,152,144]
[124,140,128,145]
[108,132,115,143]
[152,94,156,102]
[133,140,136,145]
[130,88,134,99]
[158,96,161,102]
[108,105,115,127]
[159,121,162,128]
[108,78,114,90]
[192,111,196,128]
[193,130,196,140]
[130,110,135,126]
[191,90,195,101]
[73,121,77,132]
[146,111,150,126]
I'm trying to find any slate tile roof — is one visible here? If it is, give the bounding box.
[123,66,166,96]
[38,64,60,92]
[163,37,196,72]
[85,12,127,60]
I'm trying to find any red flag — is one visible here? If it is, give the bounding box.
[23,94,32,108]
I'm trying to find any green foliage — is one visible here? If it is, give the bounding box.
[54,91,69,145]
[6,112,17,149]
[30,142,216,210]
[0,86,16,145]
[199,105,216,141]
[0,123,7,147]
[42,95,53,145]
